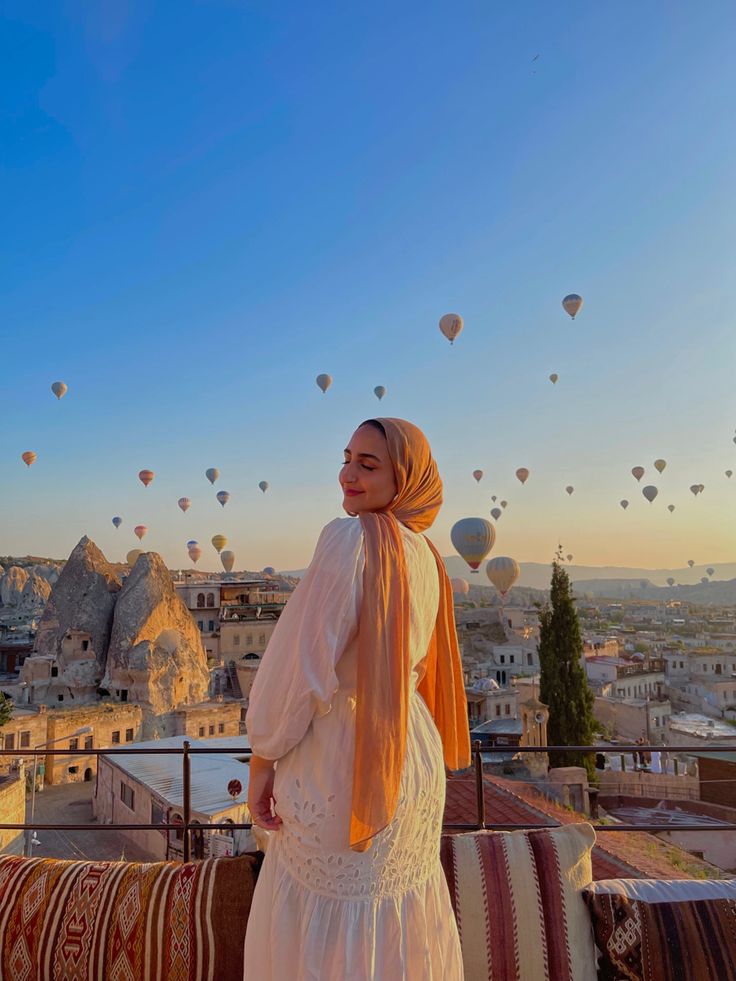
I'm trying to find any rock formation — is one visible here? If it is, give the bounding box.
[102,552,209,730]
[18,573,51,616]
[33,536,122,668]
[0,566,29,607]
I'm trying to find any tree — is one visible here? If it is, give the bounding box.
[537,548,596,778]
[0,693,14,729]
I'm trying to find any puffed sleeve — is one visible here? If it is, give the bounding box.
[245,517,364,760]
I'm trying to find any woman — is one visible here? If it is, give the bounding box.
[244,418,470,980]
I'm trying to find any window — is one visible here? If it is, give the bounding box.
[495,705,501,717]
[4,733,14,751]
[57,694,63,702]
[120,689,128,702]
[82,640,89,651]
[234,634,240,647]
[197,593,205,608]
[207,593,215,607]
[111,730,120,744]
[259,634,266,645]
[199,726,205,737]
[246,634,253,645]
[68,766,78,774]
[198,620,204,631]
[20,731,30,749]
[69,738,79,751]
[84,735,93,750]
[499,655,505,664]
[208,620,215,632]
[208,725,215,736]
[120,782,135,810]
[125,728,134,742]
[218,723,225,734]
[505,704,511,715]
[51,666,58,677]
[509,655,515,664]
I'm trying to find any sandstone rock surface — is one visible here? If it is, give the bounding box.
[103,552,209,717]
[0,566,29,606]
[18,573,51,616]
[34,536,122,667]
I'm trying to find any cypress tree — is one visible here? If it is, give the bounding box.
[0,693,13,729]
[537,548,595,777]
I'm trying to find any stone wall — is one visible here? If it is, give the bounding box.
[0,770,25,855]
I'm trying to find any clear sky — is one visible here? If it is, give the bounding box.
[2,1,735,574]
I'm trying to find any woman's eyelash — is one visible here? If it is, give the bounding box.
[342,460,375,471]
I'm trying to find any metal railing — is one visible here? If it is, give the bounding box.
[2,742,736,861]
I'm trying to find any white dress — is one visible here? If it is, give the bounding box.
[244,517,463,981]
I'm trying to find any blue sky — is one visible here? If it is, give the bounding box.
[2,1,735,573]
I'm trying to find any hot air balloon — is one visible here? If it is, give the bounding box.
[134,525,147,541]
[21,451,37,467]
[472,470,483,483]
[549,373,558,384]
[631,467,645,482]
[316,373,332,394]
[701,576,709,584]
[515,468,530,485]
[687,560,695,568]
[491,496,497,503]
[726,470,733,478]
[642,485,658,503]
[690,484,700,497]
[451,577,470,596]
[221,550,235,573]
[490,507,502,520]
[262,566,276,576]
[562,294,583,319]
[211,534,227,553]
[567,554,573,563]
[178,497,191,513]
[51,381,67,400]
[500,500,508,509]
[620,500,629,510]
[707,567,715,577]
[486,557,520,598]
[186,539,198,548]
[258,481,269,493]
[667,577,675,587]
[374,386,386,401]
[112,516,122,529]
[127,549,143,566]
[654,459,667,474]
[216,490,231,507]
[206,468,219,485]
[439,313,463,345]
[667,504,675,512]
[138,469,154,487]
[565,485,574,496]
[188,545,202,564]
[699,484,705,493]
[450,517,495,572]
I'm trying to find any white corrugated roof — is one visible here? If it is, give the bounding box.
[104,735,251,816]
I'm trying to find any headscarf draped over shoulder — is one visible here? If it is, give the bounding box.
[350,417,471,851]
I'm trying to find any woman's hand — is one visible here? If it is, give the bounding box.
[248,755,283,831]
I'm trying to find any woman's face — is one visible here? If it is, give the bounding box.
[340,425,398,514]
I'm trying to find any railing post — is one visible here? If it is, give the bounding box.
[182,740,191,862]
[473,740,485,830]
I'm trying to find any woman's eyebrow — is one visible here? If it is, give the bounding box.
[343,450,382,462]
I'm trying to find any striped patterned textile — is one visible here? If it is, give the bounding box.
[439,824,598,981]
[0,853,256,981]
[583,878,736,981]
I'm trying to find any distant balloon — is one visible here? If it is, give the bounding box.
[188,545,202,564]
[258,481,269,493]
[126,549,143,566]
[549,373,558,384]
[374,385,387,401]
[565,485,574,496]
[186,540,198,548]
[701,576,709,584]
[51,381,67,400]
[490,507,502,521]
[687,559,695,568]
[654,459,667,474]
[486,557,520,598]
[316,373,332,394]
[500,500,508,509]
[221,550,235,573]
[707,567,715,577]
[491,496,497,503]
[262,566,276,576]
[112,516,122,529]
[206,468,219,485]
[450,517,496,572]
[211,534,227,553]
[726,470,733,478]
[178,497,191,513]
[451,577,470,596]
[515,467,530,485]
[567,554,573,563]
[472,470,483,483]
[699,484,705,493]
[138,469,154,487]
[134,525,147,541]
[21,451,37,467]
[216,490,231,507]
[642,485,658,503]
[690,484,701,497]
[667,504,675,513]
[620,500,629,510]
[631,467,645,482]
[562,294,583,319]
[439,313,464,345]
[667,577,675,587]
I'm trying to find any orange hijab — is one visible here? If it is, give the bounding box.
[350,418,471,851]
